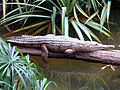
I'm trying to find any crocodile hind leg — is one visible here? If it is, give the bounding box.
[41,44,49,64]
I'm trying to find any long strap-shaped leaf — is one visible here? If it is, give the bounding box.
[2,0,6,19]
[61,7,66,35]
[65,17,69,36]
[87,21,111,39]
[71,20,84,41]
[0,7,24,21]
[3,20,50,36]
[69,0,76,14]
[14,66,28,90]
[74,7,92,41]
[60,0,65,7]
[16,0,23,13]
[4,3,53,12]
[51,7,56,35]
[90,0,97,11]
[107,1,111,24]
[85,11,99,24]
[75,3,89,18]
[100,4,107,29]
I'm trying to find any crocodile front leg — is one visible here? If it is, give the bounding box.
[65,49,76,54]
[41,44,49,63]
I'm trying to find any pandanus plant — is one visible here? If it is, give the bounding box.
[1,0,112,42]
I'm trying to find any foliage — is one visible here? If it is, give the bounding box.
[0,0,112,42]
[0,38,57,90]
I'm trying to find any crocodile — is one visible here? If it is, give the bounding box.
[6,34,115,63]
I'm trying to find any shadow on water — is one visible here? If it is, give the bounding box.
[30,5,120,90]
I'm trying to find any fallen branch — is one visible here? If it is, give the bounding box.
[15,45,120,65]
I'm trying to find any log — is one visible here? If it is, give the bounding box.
[15,45,120,65]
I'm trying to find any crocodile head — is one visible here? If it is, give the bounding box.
[76,41,115,52]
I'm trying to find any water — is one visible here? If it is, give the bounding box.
[31,55,120,90]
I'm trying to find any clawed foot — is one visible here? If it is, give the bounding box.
[42,57,49,64]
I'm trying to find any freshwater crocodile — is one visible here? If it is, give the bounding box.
[6,34,115,63]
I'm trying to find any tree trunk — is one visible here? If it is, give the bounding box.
[15,45,120,65]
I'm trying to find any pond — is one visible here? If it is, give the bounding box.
[32,56,120,90]
[30,5,120,90]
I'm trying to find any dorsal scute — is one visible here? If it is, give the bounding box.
[6,34,82,45]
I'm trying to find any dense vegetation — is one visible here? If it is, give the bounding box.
[1,0,112,42]
[0,38,57,90]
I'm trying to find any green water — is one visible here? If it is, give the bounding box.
[31,55,120,90]
[30,6,120,90]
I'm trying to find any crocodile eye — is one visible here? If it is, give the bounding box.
[95,43,98,45]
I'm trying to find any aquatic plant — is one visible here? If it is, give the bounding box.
[0,38,57,90]
[0,0,112,42]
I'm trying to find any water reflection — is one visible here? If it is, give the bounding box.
[31,56,120,90]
